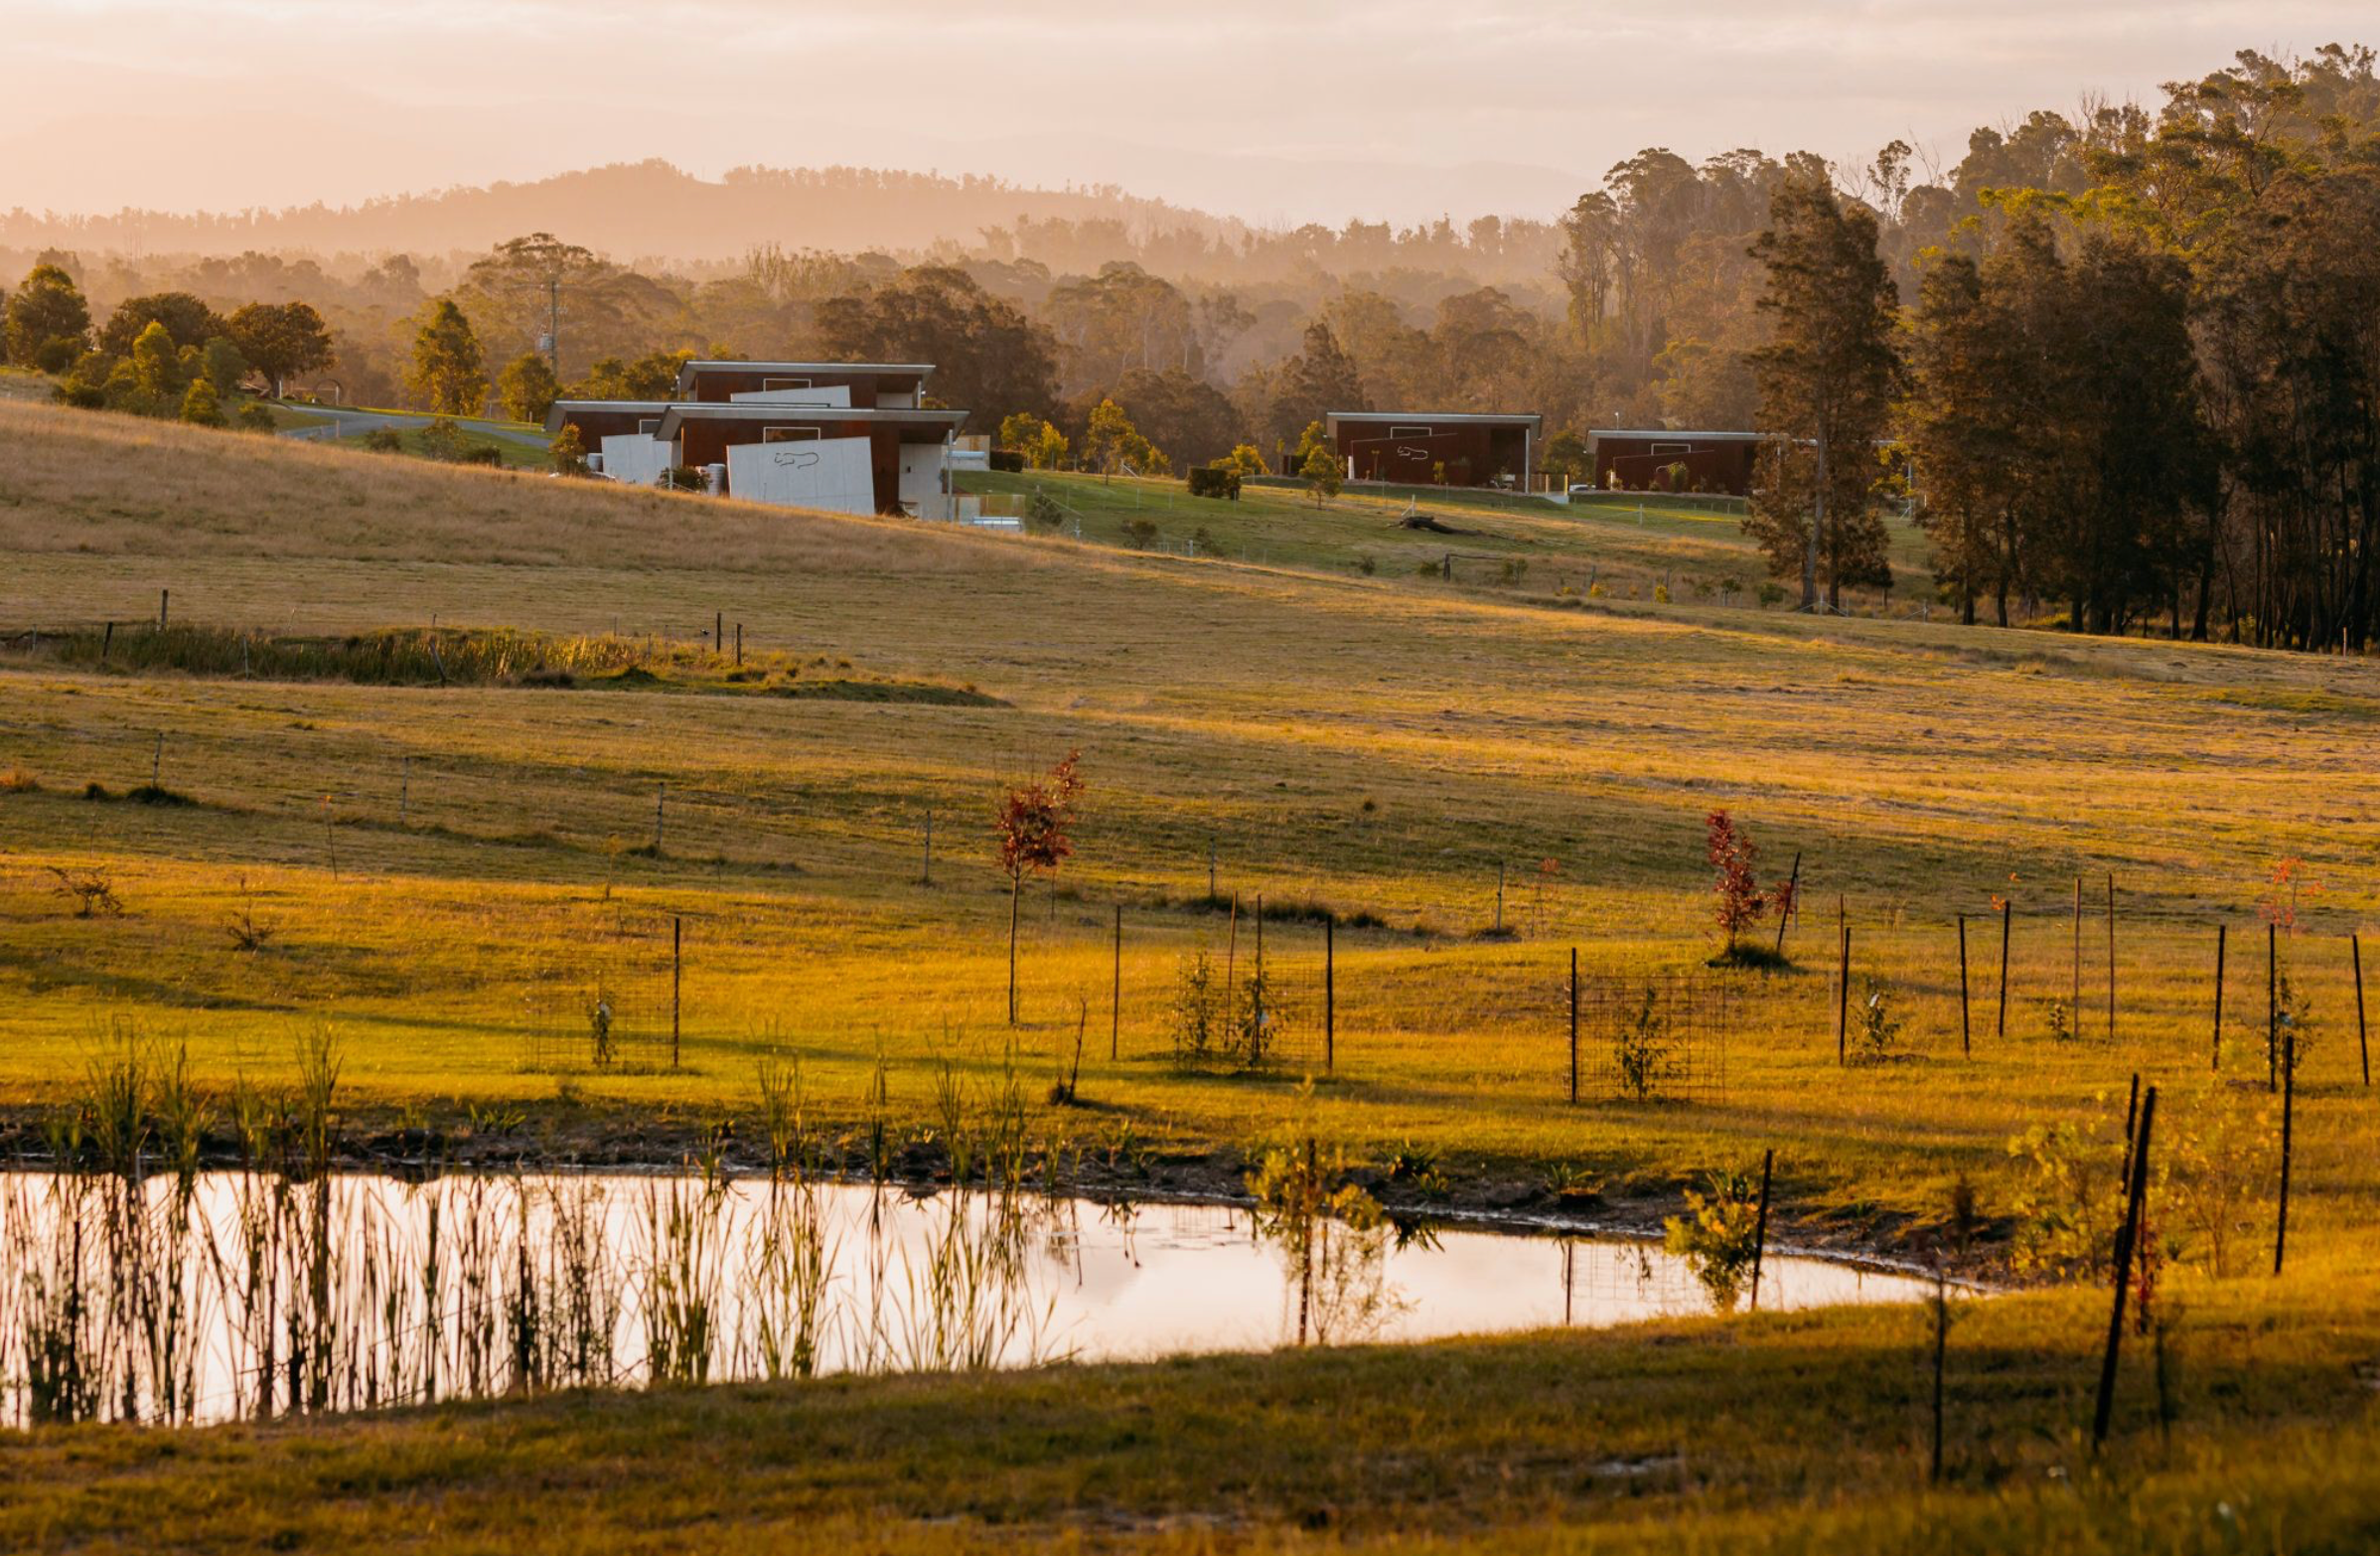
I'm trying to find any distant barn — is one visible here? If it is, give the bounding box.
[1585,430,1761,496]
[1324,411,1541,489]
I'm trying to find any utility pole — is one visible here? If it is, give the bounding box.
[547,274,561,381]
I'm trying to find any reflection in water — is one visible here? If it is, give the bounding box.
[0,1169,1934,1428]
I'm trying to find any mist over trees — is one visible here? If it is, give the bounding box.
[7,44,2377,649]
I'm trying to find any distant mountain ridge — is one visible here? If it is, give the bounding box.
[0,159,1254,265]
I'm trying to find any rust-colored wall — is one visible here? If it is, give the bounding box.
[1332,422,1529,486]
[1592,436,1757,495]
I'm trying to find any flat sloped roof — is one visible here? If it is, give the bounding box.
[1588,428,1767,443]
[651,403,968,441]
[674,360,934,393]
[544,399,672,434]
[1327,410,1542,429]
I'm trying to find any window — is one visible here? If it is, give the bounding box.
[761,377,813,391]
[1390,425,1432,440]
[636,418,659,434]
[1652,442,1691,456]
[762,426,819,443]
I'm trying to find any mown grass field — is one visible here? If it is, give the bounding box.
[960,467,1940,606]
[1,400,2375,1549]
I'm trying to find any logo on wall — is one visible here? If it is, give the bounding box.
[1395,444,1429,459]
[771,448,820,469]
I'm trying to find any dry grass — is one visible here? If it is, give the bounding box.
[1,397,2374,1243]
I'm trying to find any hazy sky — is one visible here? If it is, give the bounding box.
[5,1,2372,227]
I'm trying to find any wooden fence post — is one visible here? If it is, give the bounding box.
[1836,913,1852,1066]
[159,587,169,630]
[1112,904,1121,1062]
[2213,923,2227,1071]
[921,808,933,885]
[2354,933,2369,1088]
[2276,1025,2296,1276]
[399,755,410,827]
[1749,1147,1774,1313]
[734,622,743,666]
[670,915,682,1070]
[654,782,666,855]
[1495,859,1505,934]
[2092,1084,2157,1451]
[2072,875,2083,1021]
[1567,946,1579,1104]
[1998,903,2012,1041]
[100,621,114,661]
[1254,894,1265,1038]
[1957,914,1971,1056]
[2268,923,2279,1093]
[1774,852,1801,957]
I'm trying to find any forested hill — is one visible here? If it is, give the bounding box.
[0,160,1251,267]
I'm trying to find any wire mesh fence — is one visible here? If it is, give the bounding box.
[1575,971,1732,1105]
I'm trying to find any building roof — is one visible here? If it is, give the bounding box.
[651,402,968,441]
[544,399,672,434]
[1587,428,1767,443]
[1327,410,1542,429]
[673,360,934,394]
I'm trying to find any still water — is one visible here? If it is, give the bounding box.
[0,1170,1933,1427]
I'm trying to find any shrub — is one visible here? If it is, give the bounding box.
[2006,1115,2123,1278]
[1169,952,1222,1061]
[1851,975,1903,1062]
[1663,1167,1763,1310]
[360,427,404,453]
[1024,486,1065,529]
[235,403,276,432]
[1187,466,1242,500]
[457,444,504,467]
[1613,985,1677,1101]
[49,864,123,918]
[1121,518,1158,548]
[1758,582,1788,608]
[988,448,1025,473]
[0,765,38,793]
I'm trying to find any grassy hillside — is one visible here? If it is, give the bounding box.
[959,467,1939,605]
[1,399,2375,1547]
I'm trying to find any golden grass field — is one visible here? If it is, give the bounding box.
[1,400,2376,1550]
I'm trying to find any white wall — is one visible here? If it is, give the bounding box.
[727,387,853,407]
[726,435,876,514]
[599,433,674,488]
[897,440,951,520]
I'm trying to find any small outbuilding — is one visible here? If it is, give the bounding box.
[1324,411,1541,489]
[649,402,968,518]
[1585,429,1763,496]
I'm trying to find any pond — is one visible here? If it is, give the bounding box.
[0,1169,1935,1428]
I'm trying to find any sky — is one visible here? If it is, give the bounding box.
[4,1,2372,227]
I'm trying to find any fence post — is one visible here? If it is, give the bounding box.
[922,808,933,885]
[101,621,113,661]
[2213,923,2227,1070]
[654,782,667,855]
[1112,904,1121,1062]
[1774,852,1801,956]
[1207,839,1217,900]
[670,916,682,1069]
[2268,923,2278,1092]
[1998,903,2011,1040]
[2092,1084,2157,1451]
[734,622,743,667]
[1254,893,1265,1039]
[2276,1025,2296,1276]
[1567,946,1579,1103]
[1748,1147,1774,1312]
[714,611,722,654]
[2072,875,2083,1021]
[159,587,169,630]
[399,755,410,827]
[2106,872,2117,1042]
[1836,909,1851,1065]
[151,730,163,789]
[1957,914,1971,1056]
[2354,933,2369,1088]
[1325,915,1336,1072]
